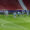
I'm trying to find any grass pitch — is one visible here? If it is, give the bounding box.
[0,15,30,30]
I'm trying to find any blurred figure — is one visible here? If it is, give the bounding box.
[22,10,25,15]
[13,12,16,18]
[4,10,8,16]
[26,10,29,16]
[17,11,21,16]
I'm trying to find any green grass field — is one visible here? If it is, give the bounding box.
[0,15,30,30]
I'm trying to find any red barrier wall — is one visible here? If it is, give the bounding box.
[0,0,30,10]
[23,0,30,10]
[0,0,22,10]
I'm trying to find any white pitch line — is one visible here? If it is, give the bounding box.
[0,19,29,30]
[24,19,30,23]
[0,19,24,29]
